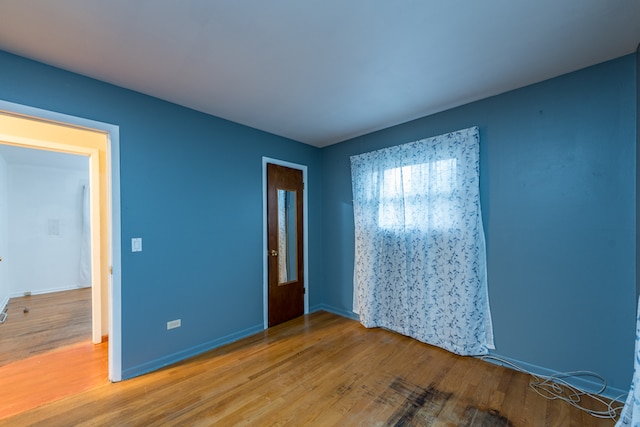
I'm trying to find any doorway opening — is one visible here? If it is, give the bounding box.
[0,100,121,381]
[262,157,308,328]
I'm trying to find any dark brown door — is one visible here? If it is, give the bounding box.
[267,163,304,327]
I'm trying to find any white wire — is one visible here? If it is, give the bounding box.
[480,355,625,421]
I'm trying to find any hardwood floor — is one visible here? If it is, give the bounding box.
[0,288,93,366]
[0,340,108,420]
[0,288,108,420]
[1,310,619,426]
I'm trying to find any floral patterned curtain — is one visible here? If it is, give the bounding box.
[615,297,640,426]
[350,126,494,356]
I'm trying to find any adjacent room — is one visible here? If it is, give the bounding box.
[0,145,92,365]
[0,1,639,425]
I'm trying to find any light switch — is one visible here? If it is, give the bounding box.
[131,238,142,252]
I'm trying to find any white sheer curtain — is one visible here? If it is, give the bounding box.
[79,184,91,287]
[350,126,494,356]
[615,296,640,426]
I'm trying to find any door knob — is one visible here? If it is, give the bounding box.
[270,250,278,257]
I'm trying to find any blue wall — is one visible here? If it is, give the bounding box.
[0,50,323,377]
[636,43,640,303]
[1,49,637,395]
[321,55,637,394]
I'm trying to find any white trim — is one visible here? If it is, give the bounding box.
[0,100,122,382]
[7,286,91,299]
[88,148,101,344]
[0,295,9,315]
[262,157,309,329]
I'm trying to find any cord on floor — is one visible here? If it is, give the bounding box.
[480,355,625,421]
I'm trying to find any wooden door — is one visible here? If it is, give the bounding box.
[267,163,304,327]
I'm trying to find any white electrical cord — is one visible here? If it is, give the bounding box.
[480,355,625,421]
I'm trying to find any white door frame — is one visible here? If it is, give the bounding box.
[0,100,122,382]
[262,157,308,329]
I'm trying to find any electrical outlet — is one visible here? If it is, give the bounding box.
[167,319,181,330]
[132,238,142,252]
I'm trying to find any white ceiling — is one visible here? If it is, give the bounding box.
[0,1,639,147]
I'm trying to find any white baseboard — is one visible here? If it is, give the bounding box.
[0,295,9,316]
[9,284,90,299]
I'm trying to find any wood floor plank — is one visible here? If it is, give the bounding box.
[1,311,620,426]
[0,288,108,421]
[0,288,92,366]
[0,341,108,420]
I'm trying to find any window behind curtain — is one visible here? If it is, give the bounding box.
[350,126,494,356]
[377,158,457,231]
